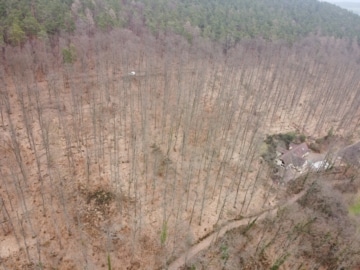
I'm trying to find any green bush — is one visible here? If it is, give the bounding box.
[324,127,334,140]
[107,254,112,270]
[160,222,167,245]
[220,244,229,262]
[270,253,290,270]
[8,21,26,46]
[279,132,296,147]
[62,45,77,64]
[309,142,321,153]
[299,134,306,143]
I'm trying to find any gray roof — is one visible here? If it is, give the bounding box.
[280,143,309,168]
[339,141,360,166]
[276,146,287,155]
[289,143,309,157]
[280,152,307,168]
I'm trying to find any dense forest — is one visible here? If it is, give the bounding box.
[2,0,360,47]
[1,0,360,269]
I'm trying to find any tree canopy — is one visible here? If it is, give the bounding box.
[0,0,74,45]
[1,0,360,46]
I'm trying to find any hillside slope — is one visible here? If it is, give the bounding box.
[1,0,360,47]
[1,0,360,269]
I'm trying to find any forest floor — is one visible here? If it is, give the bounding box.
[0,66,282,269]
[168,135,360,269]
[1,45,360,269]
[167,189,306,270]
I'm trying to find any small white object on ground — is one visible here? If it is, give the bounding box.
[310,160,330,171]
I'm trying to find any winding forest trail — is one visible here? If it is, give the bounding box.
[167,190,306,270]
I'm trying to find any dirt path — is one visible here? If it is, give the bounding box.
[167,190,306,270]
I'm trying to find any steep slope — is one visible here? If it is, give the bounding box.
[1,0,360,47]
[1,0,360,269]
